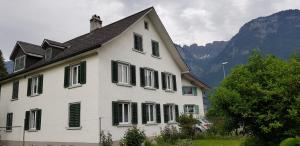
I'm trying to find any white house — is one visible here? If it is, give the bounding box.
[0,7,209,146]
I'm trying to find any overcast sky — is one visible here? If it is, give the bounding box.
[0,0,300,60]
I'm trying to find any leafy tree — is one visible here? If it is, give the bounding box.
[0,50,8,78]
[208,51,300,145]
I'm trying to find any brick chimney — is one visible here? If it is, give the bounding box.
[90,14,102,32]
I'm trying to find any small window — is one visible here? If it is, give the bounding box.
[14,55,25,72]
[118,63,130,84]
[134,34,143,52]
[165,73,173,91]
[151,41,159,57]
[70,64,80,86]
[45,48,52,61]
[29,109,39,130]
[118,102,131,124]
[145,69,155,88]
[31,76,39,96]
[69,103,81,128]
[182,86,197,96]
[12,80,19,100]
[146,104,156,123]
[166,104,176,122]
[184,105,195,114]
[144,21,149,30]
[112,101,137,126]
[6,113,13,131]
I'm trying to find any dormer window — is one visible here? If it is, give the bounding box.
[14,55,25,72]
[45,48,52,61]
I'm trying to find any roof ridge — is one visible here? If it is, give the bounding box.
[64,6,153,44]
[17,41,41,47]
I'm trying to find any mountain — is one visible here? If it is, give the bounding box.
[179,9,300,87]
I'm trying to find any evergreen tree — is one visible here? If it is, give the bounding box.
[0,50,8,78]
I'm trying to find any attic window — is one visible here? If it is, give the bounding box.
[45,48,52,61]
[14,55,25,72]
[144,21,149,30]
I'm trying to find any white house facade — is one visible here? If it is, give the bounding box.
[0,7,209,146]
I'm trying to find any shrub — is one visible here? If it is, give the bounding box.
[159,125,180,144]
[100,130,113,146]
[175,139,193,146]
[144,138,154,146]
[120,127,146,146]
[176,114,198,138]
[280,138,300,146]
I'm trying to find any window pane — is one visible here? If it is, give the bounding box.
[124,104,129,122]
[118,104,123,122]
[150,105,154,121]
[183,87,193,95]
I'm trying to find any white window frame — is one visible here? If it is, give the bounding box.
[165,73,173,91]
[184,104,195,114]
[70,64,80,86]
[118,102,131,125]
[117,63,130,85]
[31,76,39,96]
[145,69,155,88]
[146,103,156,124]
[182,86,195,96]
[29,109,38,130]
[168,104,176,122]
[14,55,25,72]
[45,48,52,60]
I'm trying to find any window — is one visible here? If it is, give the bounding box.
[111,61,136,86]
[64,61,86,88]
[26,109,41,130]
[144,21,149,30]
[29,110,38,130]
[164,104,176,123]
[134,34,143,52]
[118,63,130,84]
[6,113,13,131]
[146,104,155,123]
[12,80,19,100]
[27,75,43,96]
[162,73,177,91]
[45,48,52,61]
[182,86,197,96]
[184,104,199,114]
[151,40,159,57]
[112,101,138,126]
[14,55,25,72]
[69,103,81,128]
[145,69,154,88]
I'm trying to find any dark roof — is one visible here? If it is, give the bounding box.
[43,39,67,48]
[9,41,45,60]
[2,7,153,81]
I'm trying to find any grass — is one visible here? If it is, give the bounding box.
[156,138,244,146]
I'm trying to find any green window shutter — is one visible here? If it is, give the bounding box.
[38,75,43,94]
[163,104,169,123]
[112,101,119,126]
[161,73,166,90]
[140,68,145,87]
[36,110,42,130]
[175,105,179,121]
[130,65,136,86]
[142,103,147,124]
[131,102,138,125]
[27,78,32,96]
[111,61,118,83]
[172,75,177,91]
[156,104,161,123]
[64,66,70,88]
[79,61,86,84]
[195,105,199,114]
[154,71,159,89]
[192,87,197,96]
[24,111,30,130]
[6,113,13,131]
[69,103,81,127]
[12,81,19,99]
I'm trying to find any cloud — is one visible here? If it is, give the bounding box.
[0,0,299,59]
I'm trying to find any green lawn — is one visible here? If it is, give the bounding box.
[156,138,244,146]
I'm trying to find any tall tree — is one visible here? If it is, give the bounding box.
[0,50,8,78]
[208,51,300,145]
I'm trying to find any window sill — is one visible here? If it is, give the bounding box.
[10,98,18,101]
[167,121,178,125]
[68,84,82,89]
[5,130,12,132]
[145,123,158,126]
[144,86,156,90]
[28,129,38,132]
[116,83,132,87]
[66,126,82,130]
[29,94,40,97]
[151,55,161,59]
[165,89,175,93]
[132,48,146,54]
[117,124,133,127]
